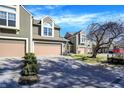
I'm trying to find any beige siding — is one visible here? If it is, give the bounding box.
[33,25,41,35]
[54,29,60,38]
[20,6,31,52]
[74,31,92,54]
[33,26,61,39]
[43,17,52,23]
[33,24,60,38]
[0,6,31,38]
[0,6,31,52]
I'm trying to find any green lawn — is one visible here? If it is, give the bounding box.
[71,54,107,64]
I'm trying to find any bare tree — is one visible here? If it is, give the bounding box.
[87,21,124,58]
[114,36,124,48]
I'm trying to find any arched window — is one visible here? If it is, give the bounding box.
[43,23,52,36]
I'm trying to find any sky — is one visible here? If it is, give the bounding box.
[24,5,124,37]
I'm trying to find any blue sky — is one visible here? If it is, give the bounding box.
[24,5,124,37]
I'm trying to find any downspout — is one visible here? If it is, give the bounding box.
[30,15,33,53]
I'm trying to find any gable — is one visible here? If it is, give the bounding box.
[43,16,53,24]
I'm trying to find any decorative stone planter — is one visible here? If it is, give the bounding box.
[18,75,39,85]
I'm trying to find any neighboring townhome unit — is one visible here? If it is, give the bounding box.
[65,30,92,54]
[0,5,32,57]
[32,16,68,56]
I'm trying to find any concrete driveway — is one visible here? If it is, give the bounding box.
[0,57,124,88]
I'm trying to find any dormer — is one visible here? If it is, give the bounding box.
[41,16,54,37]
[0,5,19,30]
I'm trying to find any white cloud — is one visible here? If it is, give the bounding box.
[33,13,99,30]
[27,5,62,13]
[44,5,60,10]
[32,10,124,31]
[53,14,98,25]
[28,7,43,13]
[33,12,110,30]
[33,14,49,19]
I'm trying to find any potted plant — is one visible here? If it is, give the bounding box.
[19,53,39,85]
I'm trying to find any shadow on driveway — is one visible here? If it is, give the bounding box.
[0,58,22,88]
[0,57,123,88]
[30,57,123,88]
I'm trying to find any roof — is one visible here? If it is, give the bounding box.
[64,32,74,38]
[21,6,60,29]
[73,30,85,35]
[64,30,85,39]
[33,35,69,42]
[21,5,33,16]
[33,19,60,29]
[33,19,41,24]
[67,32,74,35]
[54,24,60,28]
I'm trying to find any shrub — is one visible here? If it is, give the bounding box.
[82,56,88,60]
[23,53,37,64]
[21,53,38,76]
[19,53,39,85]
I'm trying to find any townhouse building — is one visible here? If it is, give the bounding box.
[65,30,92,54]
[0,5,68,57]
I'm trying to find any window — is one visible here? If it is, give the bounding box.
[44,27,47,36]
[43,23,53,36]
[0,11,16,27]
[81,37,85,43]
[8,13,16,27]
[82,37,85,42]
[43,27,52,36]
[80,35,86,45]
[48,28,52,36]
[0,11,6,26]
[0,5,16,28]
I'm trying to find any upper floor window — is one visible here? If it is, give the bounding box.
[0,5,16,28]
[43,23,53,36]
[82,37,85,42]
[80,35,86,44]
[0,11,6,26]
[8,13,16,27]
[0,11,16,27]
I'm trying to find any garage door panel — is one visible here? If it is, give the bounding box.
[34,43,61,56]
[0,40,25,57]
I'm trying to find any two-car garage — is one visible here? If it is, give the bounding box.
[34,42,62,56]
[0,39,26,57]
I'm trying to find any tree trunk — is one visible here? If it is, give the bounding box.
[91,51,97,58]
[91,47,99,58]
